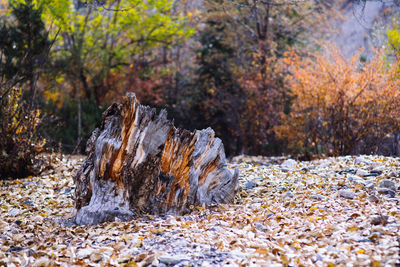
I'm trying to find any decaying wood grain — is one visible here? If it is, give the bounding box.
[73,93,239,225]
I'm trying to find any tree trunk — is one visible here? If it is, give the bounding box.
[73,93,239,225]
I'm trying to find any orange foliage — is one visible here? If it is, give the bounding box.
[275,46,400,156]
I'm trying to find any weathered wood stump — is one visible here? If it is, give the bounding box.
[73,93,239,225]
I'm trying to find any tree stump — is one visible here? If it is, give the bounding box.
[73,93,239,225]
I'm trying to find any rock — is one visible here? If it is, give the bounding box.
[90,253,103,262]
[23,199,34,206]
[159,255,189,265]
[355,169,369,176]
[347,175,366,186]
[314,254,323,262]
[255,223,267,231]
[368,194,379,203]
[339,189,355,199]
[266,213,275,218]
[317,162,331,169]
[76,248,94,259]
[312,194,326,201]
[377,188,396,198]
[364,172,381,177]
[281,159,297,171]
[282,192,294,199]
[368,232,381,241]
[365,183,374,190]
[253,198,263,203]
[379,180,396,191]
[7,246,24,252]
[172,239,188,247]
[355,156,370,164]
[244,181,257,190]
[22,181,36,188]
[337,168,356,175]
[371,215,389,226]
[370,166,384,174]
[230,250,247,259]
[8,208,22,216]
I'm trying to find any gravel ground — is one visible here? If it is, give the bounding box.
[0,154,399,266]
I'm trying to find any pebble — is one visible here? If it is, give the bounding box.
[368,232,381,240]
[90,253,102,262]
[255,223,267,231]
[365,183,374,190]
[368,194,379,203]
[356,169,369,176]
[371,215,389,226]
[159,255,190,265]
[355,156,370,164]
[377,188,396,198]
[76,248,93,259]
[317,162,331,169]
[281,159,297,171]
[244,181,257,190]
[379,180,397,191]
[339,189,355,199]
[8,208,22,216]
[229,250,247,259]
[370,166,385,174]
[282,192,294,199]
[347,175,366,186]
[312,194,326,201]
[23,199,34,206]
[22,181,36,188]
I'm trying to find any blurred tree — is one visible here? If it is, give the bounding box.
[10,0,193,152]
[0,1,49,178]
[276,46,400,156]
[176,0,337,155]
[0,0,51,101]
[191,9,245,155]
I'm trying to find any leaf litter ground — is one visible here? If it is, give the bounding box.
[0,154,399,266]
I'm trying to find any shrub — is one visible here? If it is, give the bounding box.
[275,47,400,156]
[0,86,44,178]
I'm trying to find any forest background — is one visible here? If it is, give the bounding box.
[2,0,400,178]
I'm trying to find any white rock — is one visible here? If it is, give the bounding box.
[355,156,371,164]
[8,208,22,216]
[281,159,297,171]
[339,189,355,199]
[379,180,397,191]
[230,250,247,259]
[159,255,189,265]
[317,162,331,169]
[76,248,94,259]
[356,169,369,176]
[347,175,366,186]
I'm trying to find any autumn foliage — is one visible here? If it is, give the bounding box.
[276,47,400,156]
[0,87,44,178]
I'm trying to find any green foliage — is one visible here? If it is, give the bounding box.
[6,0,193,152]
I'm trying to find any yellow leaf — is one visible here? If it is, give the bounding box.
[255,248,269,254]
